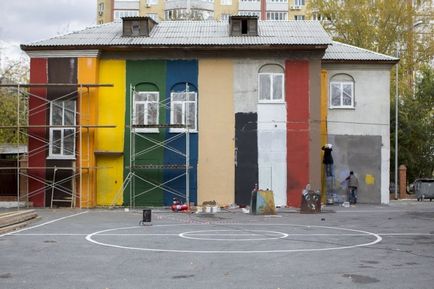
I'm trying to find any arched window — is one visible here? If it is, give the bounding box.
[133,82,160,133]
[170,82,198,133]
[329,74,355,109]
[258,64,285,103]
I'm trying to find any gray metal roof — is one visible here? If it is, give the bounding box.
[324,41,398,62]
[22,20,332,48]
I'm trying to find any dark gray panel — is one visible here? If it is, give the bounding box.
[235,113,258,206]
[329,135,382,204]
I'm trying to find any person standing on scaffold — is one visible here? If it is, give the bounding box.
[322,144,334,204]
[345,171,359,205]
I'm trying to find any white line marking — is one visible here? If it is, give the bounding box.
[179,230,288,241]
[378,233,434,236]
[0,211,89,238]
[85,224,383,254]
[14,233,88,236]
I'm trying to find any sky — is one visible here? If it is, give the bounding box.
[0,0,96,68]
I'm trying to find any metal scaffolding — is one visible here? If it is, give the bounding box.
[0,83,114,209]
[114,83,191,209]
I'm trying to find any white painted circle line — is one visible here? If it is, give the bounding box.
[85,223,382,254]
[179,230,288,241]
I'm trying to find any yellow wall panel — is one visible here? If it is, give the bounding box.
[198,59,235,205]
[78,57,99,208]
[96,59,126,206]
[320,69,328,203]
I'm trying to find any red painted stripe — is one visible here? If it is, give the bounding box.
[28,58,47,207]
[285,60,309,208]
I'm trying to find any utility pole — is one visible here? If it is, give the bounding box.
[394,43,399,200]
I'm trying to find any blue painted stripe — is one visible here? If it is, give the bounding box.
[163,60,198,205]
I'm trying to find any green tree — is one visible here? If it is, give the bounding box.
[0,57,29,144]
[309,0,434,181]
[392,66,434,180]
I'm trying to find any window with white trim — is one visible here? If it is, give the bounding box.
[170,91,197,132]
[295,0,305,5]
[221,0,232,5]
[258,73,284,102]
[114,10,139,21]
[49,100,76,158]
[266,11,288,20]
[133,91,159,132]
[329,74,355,108]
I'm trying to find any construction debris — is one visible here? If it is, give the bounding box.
[0,210,38,234]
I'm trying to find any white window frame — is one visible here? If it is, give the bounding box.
[133,91,160,133]
[266,11,288,20]
[221,0,232,5]
[170,91,198,133]
[294,0,305,5]
[329,81,355,109]
[48,100,76,159]
[113,10,139,21]
[258,73,285,103]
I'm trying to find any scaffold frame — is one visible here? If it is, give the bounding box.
[114,83,191,209]
[0,83,114,209]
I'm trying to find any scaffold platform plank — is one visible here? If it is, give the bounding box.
[129,164,192,170]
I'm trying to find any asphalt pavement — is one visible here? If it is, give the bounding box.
[0,200,433,289]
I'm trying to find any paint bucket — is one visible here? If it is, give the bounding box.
[142,209,152,223]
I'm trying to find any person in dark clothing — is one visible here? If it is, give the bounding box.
[345,171,359,204]
[322,144,334,177]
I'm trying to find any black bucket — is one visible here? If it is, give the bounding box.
[142,209,152,223]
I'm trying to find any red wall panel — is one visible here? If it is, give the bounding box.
[285,60,309,207]
[28,58,47,207]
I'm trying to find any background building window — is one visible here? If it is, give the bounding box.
[170,91,197,132]
[258,73,284,102]
[295,0,305,5]
[114,10,139,21]
[294,15,305,20]
[329,74,355,108]
[49,100,76,158]
[221,0,232,5]
[133,91,159,132]
[238,11,261,17]
[266,11,288,20]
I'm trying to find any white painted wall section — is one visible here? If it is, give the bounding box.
[258,103,287,206]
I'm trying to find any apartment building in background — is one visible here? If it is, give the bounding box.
[96,0,312,23]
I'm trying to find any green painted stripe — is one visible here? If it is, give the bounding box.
[124,60,167,206]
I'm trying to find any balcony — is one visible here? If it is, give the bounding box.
[165,0,214,12]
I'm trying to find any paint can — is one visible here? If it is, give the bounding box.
[142,209,152,223]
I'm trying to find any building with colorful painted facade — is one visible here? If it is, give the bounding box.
[20,17,398,208]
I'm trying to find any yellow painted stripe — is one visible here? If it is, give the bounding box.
[77,57,99,208]
[95,59,126,206]
[198,59,235,206]
[320,69,328,203]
